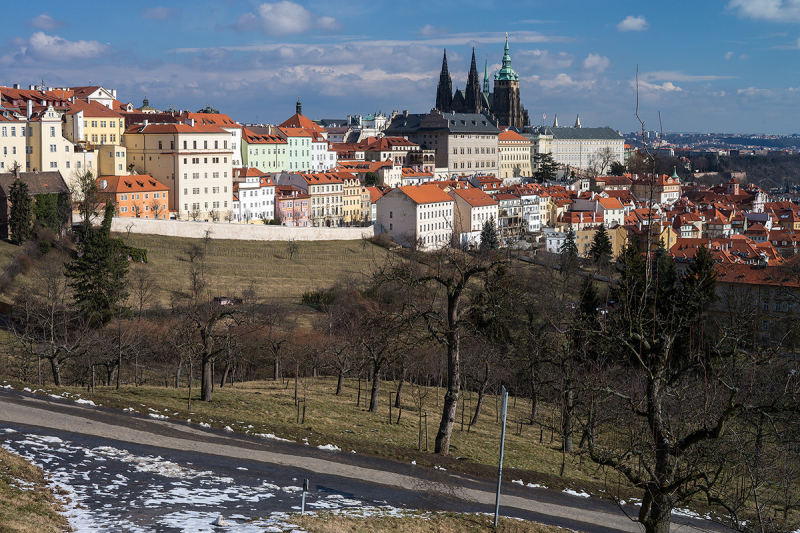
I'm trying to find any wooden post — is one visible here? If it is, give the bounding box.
[389,392,395,425]
[425,411,429,452]
[302,403,306,424]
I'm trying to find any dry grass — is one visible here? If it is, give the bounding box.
[0,446,71,533]
[47,376,627,499]
[118,234,389,308]
[290,512,569,533]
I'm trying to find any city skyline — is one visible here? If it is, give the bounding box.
[2,1,800,133]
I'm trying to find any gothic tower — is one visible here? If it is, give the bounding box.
[464,48,482,114]
[483,56,490,99]
[435,49,453,112]
[493,35,527,128]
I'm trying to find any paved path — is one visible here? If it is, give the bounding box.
[0,389,724,533]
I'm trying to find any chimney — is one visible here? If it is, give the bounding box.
[26,100,33,120]
[143,119,148,128]
[12,83,19,90]
[112,89,117,99]
[403,110,408,117]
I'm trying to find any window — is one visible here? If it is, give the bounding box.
[192,158,199,164]
[193,188,199,195]
[214,141,218,149]
[91,121,98,128]
[193,173,199,179]
[110,121,116,128]
[159,141,163,149]
[212,187,219,194]
[183,141,187,149]
[204,141,208,149]
[49,126,54,137]
[193,141,197,149]
[50,144,56,153]
[1,127,5,136]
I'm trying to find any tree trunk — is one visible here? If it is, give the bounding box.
[219,361,231,388]
[471,383,487,426]
[563,386,574,453]
[336,370,344,395]
[273,357,280,381]
[395,376,404,408]
[201,354,213,402]
[175,361,182,388]
[642,492,673,533]
[49,356,62,387]
[369,360,381,413]
[435,298,460,455]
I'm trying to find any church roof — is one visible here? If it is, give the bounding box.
[525,125,623,140]
[495,35,519,82]
[386,111,500,135]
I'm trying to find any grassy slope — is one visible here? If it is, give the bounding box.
[45,376,629,501]
[0,446,71,533]
[120,234,389,308]
[290,512,568,533]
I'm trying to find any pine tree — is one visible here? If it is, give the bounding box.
[532,152,558,184]
[65,204,129,325]
[9,179,33,244]
[560,226,578,257]
[589,223,613,264]
[480,217,499,252]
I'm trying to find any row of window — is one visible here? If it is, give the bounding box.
[120,192,163,200]
[184,201,229,211]
[180,140,228,150]
[453,147,496,155]
[184,157,225,164]
[452,161,496,169]
[183,172,227,179]
[184,186,227,195]
[85,120,118,128]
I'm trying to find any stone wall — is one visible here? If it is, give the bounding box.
[110,218,376,242]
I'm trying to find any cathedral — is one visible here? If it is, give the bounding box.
[435,36,530,129]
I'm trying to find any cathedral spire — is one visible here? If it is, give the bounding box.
[495,33,518,81]
[483,55,490,97]
[553,114,559,127]
[465,48,482,113]
[435,49,453,112]
[574,114,581,128]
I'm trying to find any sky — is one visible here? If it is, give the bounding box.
[2,0,800,134]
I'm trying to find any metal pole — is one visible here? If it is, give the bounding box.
[301,478,309,515]
[494,386,509,528]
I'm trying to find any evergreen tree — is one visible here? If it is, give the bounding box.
[588,223,613,264]
[364,172,380,186]
[578,275,600,318]
[479,217,499,252]
[532,152,558,183]
[559,226,579,275]
[560,226,578,257]
[65,204,129,325]
[9,179,33,244]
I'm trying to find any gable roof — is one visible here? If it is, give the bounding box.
[397,184,454,205]
[96,175,169,193]
[0,171,70,196]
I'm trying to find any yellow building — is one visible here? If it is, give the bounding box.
[498,130,532,181]
[342,175,368,226]
[63,100,125,148]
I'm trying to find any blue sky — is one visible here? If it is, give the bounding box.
[3,0,800,134]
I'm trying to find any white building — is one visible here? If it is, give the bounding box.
[525,122,624,172]
[449,187,500,247]
[376,184,454,250]
[232,172,276,222]
[123,120,234,220]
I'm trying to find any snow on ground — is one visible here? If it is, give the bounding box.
[562,488,590,498]
[0,429,413,532]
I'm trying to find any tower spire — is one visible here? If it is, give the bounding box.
[296,96,302,115]
[465,47,482,113]
[435,49,453,112]
[483,55,490,97]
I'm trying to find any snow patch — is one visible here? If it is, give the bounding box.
[317,444,340,452]
[74,398,96,406]
[563,488,590,498]
[254,433,291,442]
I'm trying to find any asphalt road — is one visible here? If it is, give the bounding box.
[0,388,727,533]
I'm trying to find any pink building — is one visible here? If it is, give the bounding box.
[275,185,310,227]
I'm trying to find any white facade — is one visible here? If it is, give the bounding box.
[376,185,454,250]
[233,177,276,222]
[123,122,235,220]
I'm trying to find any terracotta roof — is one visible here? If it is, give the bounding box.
[279,113,324,132]
[278,127,313,138]
[242,128,286,144]
[596,197,624,210]
[398,184,454,205]
[450,187,498,207]
[179,111,241,128]
[125,123,228,134]
[498,130,530,142]
[64,99,123,118]
[96,175,169,193]
[715,263,800,288]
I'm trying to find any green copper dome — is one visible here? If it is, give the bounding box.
[494,34,519,82]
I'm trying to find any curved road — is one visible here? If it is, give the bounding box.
[0,389,724,533]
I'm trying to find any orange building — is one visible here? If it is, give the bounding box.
[97,175,170,219]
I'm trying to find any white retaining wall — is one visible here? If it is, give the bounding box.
[110,218,376,242]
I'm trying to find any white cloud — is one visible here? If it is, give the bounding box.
[582,53,610,72]
[26,32,110,61]
[636,80,683,92]
[725,51,734,60]
[141,7,180,20]
[536,73,596,91]
[417,25,448,38]
[727,0,800,22]
[234,2,339,35]
[641,70,736,82]
[739,54,750,60]
[27,13,67,31]
[616,16,649,32]
[737,86,775,96]
[514,49,573,70]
